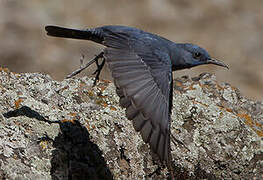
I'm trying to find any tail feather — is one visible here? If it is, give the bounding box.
[45,25,102,43]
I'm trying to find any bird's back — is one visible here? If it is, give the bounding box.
[95,25,174,59]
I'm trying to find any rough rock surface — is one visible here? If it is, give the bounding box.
[0,67,262,180]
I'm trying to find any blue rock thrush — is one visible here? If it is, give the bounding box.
[45,25,228,176]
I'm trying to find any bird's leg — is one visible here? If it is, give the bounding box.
[66,52,104,84]
[92,55,105,86]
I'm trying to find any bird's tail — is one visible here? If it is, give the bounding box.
[45,25,102,43]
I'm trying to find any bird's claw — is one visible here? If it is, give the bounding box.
[92,55,105,86]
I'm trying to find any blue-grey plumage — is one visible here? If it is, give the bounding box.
[45,25,228,176]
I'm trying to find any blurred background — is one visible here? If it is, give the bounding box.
[0,0,262,100]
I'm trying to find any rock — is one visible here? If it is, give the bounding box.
[0,68,262,179]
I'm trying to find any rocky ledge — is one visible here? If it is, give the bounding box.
[0,68,262,179]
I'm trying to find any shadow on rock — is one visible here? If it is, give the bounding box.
[3,106,49,121]
[51,120,113,180]
[3,106,113,180]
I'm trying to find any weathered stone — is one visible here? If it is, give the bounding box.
[0,68,262,179]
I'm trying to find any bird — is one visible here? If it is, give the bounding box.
[45,25,228,176]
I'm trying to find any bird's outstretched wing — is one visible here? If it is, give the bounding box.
[104,47,173,165]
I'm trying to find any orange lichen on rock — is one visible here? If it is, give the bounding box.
[99,85,107,92]
[225,108,233,113]
[231,86,238,91]
[110,106,117,111]
[15,98,23,108]
[61,112,77,124]
[237,113,253,126]
[102,102,108,107]
[237,113,263,137]
[175,81,183,87]
[216,83,224,91]
[192,99,208,107]
[0,67,10,73]
[95,99,107,106]
[255,130,263,137]
[186,84,196,91]
[101,79,111,83]
[98,95,107,98]
[217,104,234,115]
[69,112,77,117]
[255,121,263,129]
[61,119,75,124]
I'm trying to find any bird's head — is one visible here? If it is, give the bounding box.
[173,43,228,70]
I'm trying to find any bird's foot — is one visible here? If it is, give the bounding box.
[92,55,105,86]
[65,52,104,85]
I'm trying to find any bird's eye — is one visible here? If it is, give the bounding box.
[194,52,201,59]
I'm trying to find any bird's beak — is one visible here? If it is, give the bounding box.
[206,58,229,69]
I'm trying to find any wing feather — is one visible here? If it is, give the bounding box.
[126,105,139,120]
[133,113,147,131]
[104,47,173,166]
[141,120,153,143]
[157,134,165,161]
[150,127,161,153]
